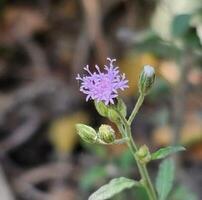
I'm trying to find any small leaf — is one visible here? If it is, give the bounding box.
[172,14,191,37]
[151,146,185,160]
[155,158,175,200]
[88,177,140,200]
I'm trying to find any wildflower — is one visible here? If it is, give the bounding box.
[76,58,128,105]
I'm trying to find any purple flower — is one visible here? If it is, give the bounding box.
[76,58,129,105]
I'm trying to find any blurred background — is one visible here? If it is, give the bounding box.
[0,0,202,199]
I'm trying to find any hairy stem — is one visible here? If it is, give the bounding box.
[127,134,157,200]
[128,94,145,125]
[116,95,157,200]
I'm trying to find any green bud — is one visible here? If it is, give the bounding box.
[94,98,127,124]
[114,98,127,118]
[143,154,151,164]
[98,124,116,143]
[94,100,119,122]
[94,101,109,117]
[76,123,97,143]
[136,145,151,164]
[108,98,127,123]
[139,65,155,95]
[136,145,149,158]
[107,108,121,123]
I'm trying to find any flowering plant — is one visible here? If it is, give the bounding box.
[76,58,185,200]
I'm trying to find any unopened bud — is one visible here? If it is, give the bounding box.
[94,101,109,117]
[107,109,121,123]
[108,98,127,123]
[94,98,126,124]
[139,65,155,95]
[136,145,151,164]
[98,124,116,143]
[95,101,121,123]
[76,123,97,143]
[114,98,127,118]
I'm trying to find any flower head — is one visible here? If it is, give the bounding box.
[76,58,128,105]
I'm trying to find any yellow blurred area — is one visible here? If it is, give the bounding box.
[119,53,159,96]
[153,113,202,147]
[159,61,180,85]
[49,112,89,154]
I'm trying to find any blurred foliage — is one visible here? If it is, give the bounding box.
[80,165,107,191]
[170,185,198,200]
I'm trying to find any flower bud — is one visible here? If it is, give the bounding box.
[98,124,116,143]
[139,65,155,95]
[94,101,109,117]
[114,98,127,118]
[107,98,127,123]
[76,123,97,143]
[94,98,126,124]
[107,109,121,123]
[136,145,151,164]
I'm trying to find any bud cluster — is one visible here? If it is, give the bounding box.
[94,98,127,124]
[76,123,116,144]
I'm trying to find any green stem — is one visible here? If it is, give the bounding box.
[128,94,145,125]
[118,123,157,200]
[128,135,157,200]
[116,95,157,200]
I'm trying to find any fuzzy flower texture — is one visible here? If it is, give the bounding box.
[76,58,129,105]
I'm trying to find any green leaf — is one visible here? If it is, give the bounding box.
[88,177,140,200]
[172,14,191,37]
[134,187,149,200]
[170,185,198,200]
[151,146,185,160]
[155,158,175,200]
